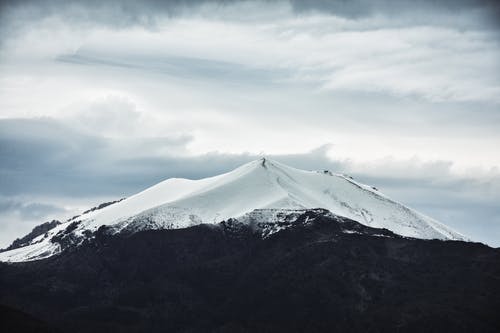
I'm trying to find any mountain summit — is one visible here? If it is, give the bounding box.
[0,158,465,262]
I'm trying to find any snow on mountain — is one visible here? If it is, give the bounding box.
[0,158,467,262]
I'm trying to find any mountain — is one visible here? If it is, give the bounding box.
[2,220,61,252]
[0,304,57,333]
[0,158,466,262]
[0,210,498,333]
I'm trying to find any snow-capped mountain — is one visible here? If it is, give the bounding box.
[0,158,466,262]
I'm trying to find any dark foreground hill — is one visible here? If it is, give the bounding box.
[1,210,499,333]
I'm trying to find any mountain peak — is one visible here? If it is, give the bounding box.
[0,159,467,262]
[238,157,279,170]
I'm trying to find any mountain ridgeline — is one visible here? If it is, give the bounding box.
[0,159,466,262]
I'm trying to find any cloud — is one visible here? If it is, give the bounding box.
[290,0,500,26]
[2,1,499,105]
[0,195,70,248]
[2,1,499,29]
[0,118,192,196]
[0,196,65,220]
[68,95,141,137]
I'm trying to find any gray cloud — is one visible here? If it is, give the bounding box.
[0,118,192,196]
[0,197,65,220]
[2,0,499,106]
[290,0,500,25]
[56,53,288,87]
[2,0,499,23]
[1,0,499,48]
[0,195,70,248]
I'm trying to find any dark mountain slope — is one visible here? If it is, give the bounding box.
[1,220,61,252]
[0,210,499,333]
[0,304,58,333]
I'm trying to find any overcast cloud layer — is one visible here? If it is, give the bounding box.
[0,0,499,247]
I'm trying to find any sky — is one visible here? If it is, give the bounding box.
[0,0,499,247]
